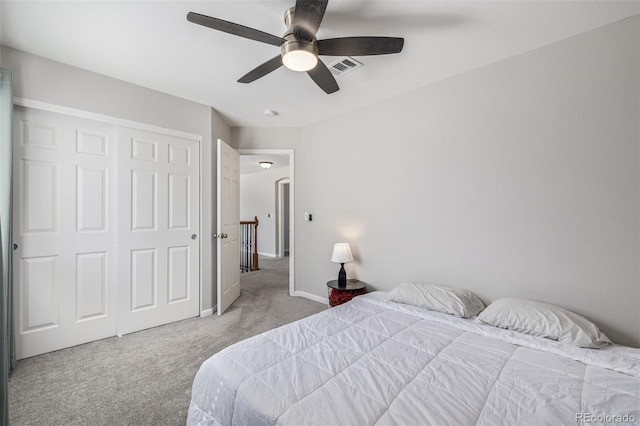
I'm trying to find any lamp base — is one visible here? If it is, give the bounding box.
[338,263,347,288]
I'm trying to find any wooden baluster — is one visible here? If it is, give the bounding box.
[244,223,249,272]
[241,223,245,272]
[249,221,253,271]
[253,216,259,271]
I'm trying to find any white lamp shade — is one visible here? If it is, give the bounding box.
[331,243,354,264]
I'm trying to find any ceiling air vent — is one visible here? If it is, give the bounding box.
[328,57,362,78]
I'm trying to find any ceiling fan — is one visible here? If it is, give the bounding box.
[187,0,404,94]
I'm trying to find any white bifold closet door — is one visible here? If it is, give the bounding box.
[12,106,200,359]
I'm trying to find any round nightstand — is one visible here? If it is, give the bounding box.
[326,279,366,307]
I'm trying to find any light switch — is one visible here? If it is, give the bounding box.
[304,212,312,222]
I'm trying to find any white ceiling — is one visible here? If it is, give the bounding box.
[240,154,288,175]
[1,1,638,128]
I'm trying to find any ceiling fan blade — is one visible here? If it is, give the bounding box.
[317,37,404,56]
[307,60,339,94]
[187,12,284,47]
[238,56,283,83]
[292,0,328,41]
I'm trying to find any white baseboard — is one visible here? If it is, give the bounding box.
[258,251,277,258]
[200,306,215,318]
[294,291,328,306]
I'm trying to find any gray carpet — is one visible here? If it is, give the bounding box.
[8,256,325,426]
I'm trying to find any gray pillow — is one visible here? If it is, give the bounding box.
[477,297,611,348]
[389,282,485,318]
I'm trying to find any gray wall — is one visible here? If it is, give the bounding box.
[233,17,640,347]
[232,127,301,150]
[0,45,230,313]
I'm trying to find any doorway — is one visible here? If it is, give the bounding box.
[276,178,290,258]
[238,150,294,296]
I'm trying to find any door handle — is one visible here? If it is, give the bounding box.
[191,234,197,240]
[13,243,18,250]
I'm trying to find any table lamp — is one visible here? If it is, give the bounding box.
[331,243,353,287]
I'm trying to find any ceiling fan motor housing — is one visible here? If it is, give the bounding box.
[283,7,296,32]
[281,36,318,60]
[281,7,318,71]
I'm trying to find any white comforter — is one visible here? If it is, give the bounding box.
[188,292,640,426]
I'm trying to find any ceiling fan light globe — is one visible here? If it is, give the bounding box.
[282,50,318,72]
[281,37,319,72]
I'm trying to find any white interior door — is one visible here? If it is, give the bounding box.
[12,106,117,359]
[216,139,240,315]
[118,127,200,334]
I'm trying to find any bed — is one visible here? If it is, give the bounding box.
[187,291,640,425]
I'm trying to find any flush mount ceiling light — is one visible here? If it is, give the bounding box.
[263,109,279,117]
[259,161,273,169]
